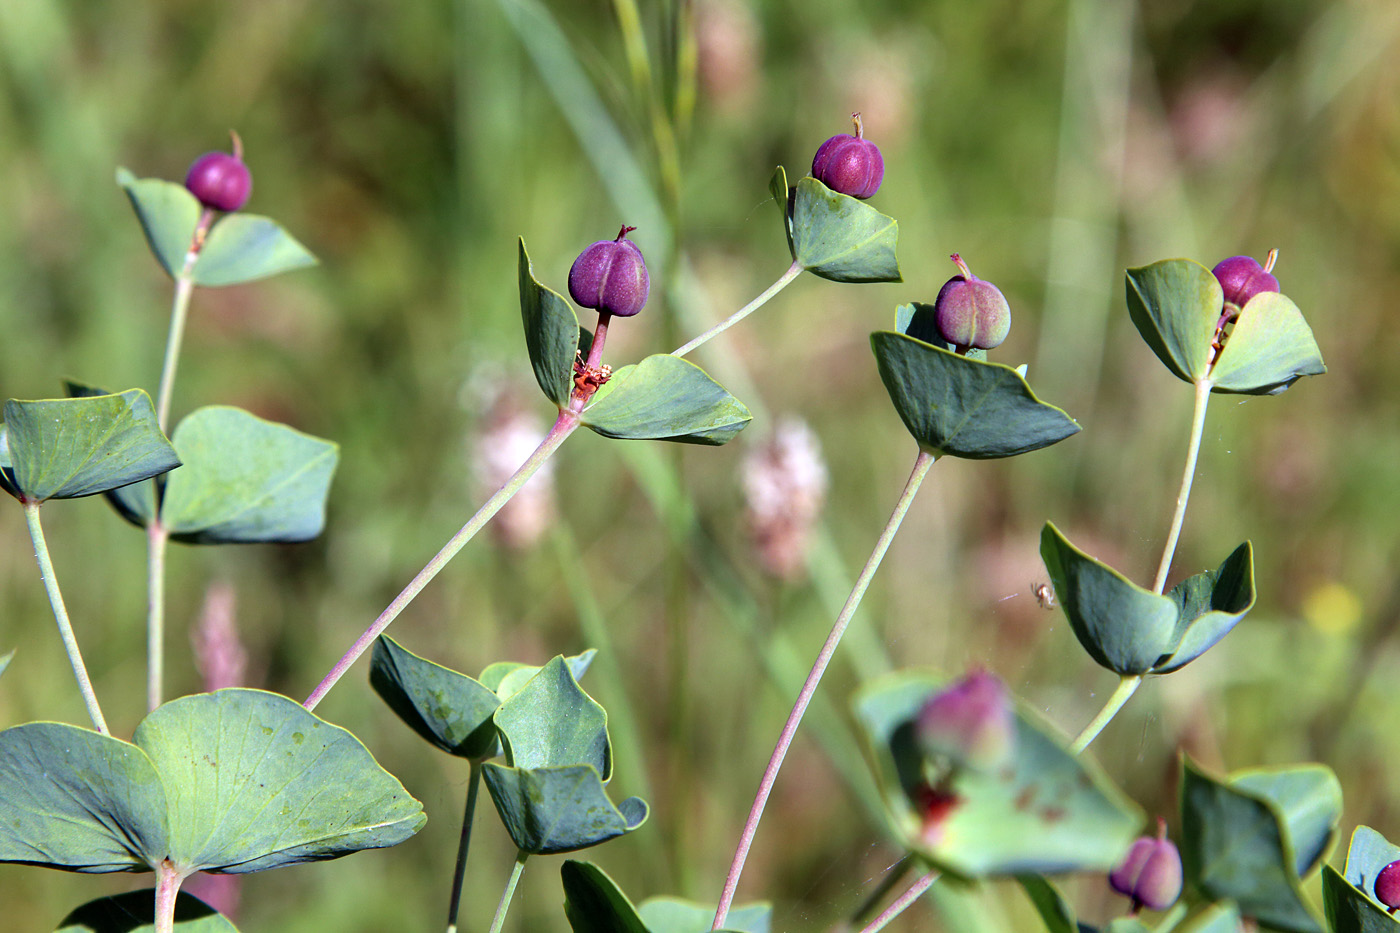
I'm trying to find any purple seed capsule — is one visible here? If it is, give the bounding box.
[1110,820,1183,914]
[1375,860,1400,913]
[1211,252,1280,310]
[933,254,1011,352]
[568,225,650,318]
[811,113,884,200]
[915,668,1015,772]
[185,146,252,213]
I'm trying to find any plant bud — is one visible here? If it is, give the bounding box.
[185,148,252,212]
[1110,820,1183,913]
[811,113,884,199]
[933,254,1011,351]
[915,668,1015,772]
[1375,859,1400,913]
[1211,253,1279,310]
[568,225,650,317]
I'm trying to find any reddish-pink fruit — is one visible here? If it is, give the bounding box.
[811,113,884,200]
[1110,821,1183,913]
[1211,254,1279,309]
[933,254,1011,351]
[568,225,650,318]
[1375,860,1400,913]
[915,668,1015,772]
[185,151,252,212]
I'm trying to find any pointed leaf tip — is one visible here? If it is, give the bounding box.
[791,177,900,283]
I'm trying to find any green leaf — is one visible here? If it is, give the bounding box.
[790,177,900,283]
[494,656,610,776]
[1041,525,1254,675]
[478,650,598,703]
[117,168,202,278]
[1,391,179,502]
[1229,766,1340,878]
[137,689,424,873]
[116,169,316,286]
[637,897,771,933]
[56,890,238,932]
[190,213,317,287]
[1018,875,1093,933]
[0,722,168,872]
[1344,826,1400,892]
[159,406,338,544]
[1179,757,1325,933]
[1209,291,1326,395]
[1124,259,1220,384]
[482,764,648,855]
[1324,863,1400,933]
[581,354,752,446]
[369,635,503,760]
[62,382,158,525]
[1180,903,1245,933]
[853,671,1141,878]
[519,238,592,408]
[871,331,1080,459]
[769,165,794,259]
[561,859,652,933]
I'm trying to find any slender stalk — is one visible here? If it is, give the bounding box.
[24,502,108,734]
[155,209,213,433]
[153,860,183,933]
[1070,674,1141,753]
[146,522,169,712]
[713,449,936,929]
[487,850,530,933]
[445,761,483,933]
[855,869,939,933]
[304,409,580,711]
[1151,379,1212,594]
[830,857,914,932]
[672,260,803,359]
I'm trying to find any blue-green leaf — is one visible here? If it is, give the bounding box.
[1125,259,1220,384]
[369,636,503,760]
[790,177,900,283]
[582,354,751,446]
[519,238,593,408]
[482,765,648,855]
[191,214,316,287]
[117,168,202,279]
[560,860,768,933]
[1209,291,1326,396]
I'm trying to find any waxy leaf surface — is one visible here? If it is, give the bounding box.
[1209,291,1325,395]
[790,177,900,283]
[117,169,202,278]
[370,635,503,760]
[1041,524,1254,675]
[159,406,338,543]
[62,382,159,524]
[871,329,1079,459]
[57,890,238,932]
[854,671,1141,878]
[0,690,424,875]
[582,354,751,446]
[1320,826,1400,933]
[1179,757,1330,933]
[519,238,593,408]
[0,391,179,502]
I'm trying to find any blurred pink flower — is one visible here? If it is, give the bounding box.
[190,581,246,693]
[742,417,828,580]
[473,398,556,549]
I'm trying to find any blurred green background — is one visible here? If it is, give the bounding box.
[2,0,1399,929]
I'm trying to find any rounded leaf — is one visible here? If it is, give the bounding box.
[872,331,1080,459]
[582,354,752,446]
[1209,291,1326,395]
[1156,542,1256,673]
[561,860,651,933]
[191,213,317,287]
[1,390,179,503]
[159,406,338,544]
[369,635,502,760]
[1230,766,1341,879]
[638,897,771,933]
[56,890,238,933]
[1344,826,1400,894]
[117,168,203,278]
[494,656,609,776]
[519,238,593,408]
[482,763,648,855]
[479,649,598,703]
[853,671,1142,878]
[1124,259,1221,384]
[790,177,900,283]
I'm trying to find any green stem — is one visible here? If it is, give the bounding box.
[1070,674,1141,753]
[671,260,803,359]
[1152,379,1211,595]
[487,849,530,933]
[445,761,483,933]
[24,502,108,734]
[155,209,212,433]
[304,409,580,711]
[856,869,939,933]
[713,449,936,929]
[146,522,169,712]
[153,860,184,933]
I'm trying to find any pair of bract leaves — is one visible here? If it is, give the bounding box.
[1126,259,1325,395]
[520,241,750,445]
[1180,757,1341,933]
[0,689,424,881]
[1323,826,1400,932]
[852,670,1142,879]
[1021,874,1243,933]
[1040,523,1256,676]
[370,637,647,855]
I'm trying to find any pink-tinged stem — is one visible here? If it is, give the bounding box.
[713,449,936,929]
[153,860,185,933]
[854,869,939,933]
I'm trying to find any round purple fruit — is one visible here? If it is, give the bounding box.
[1376,860,1400,913]
[811,113,884,200]
[568,225,650,318]
[1211,251,1279,310]
[185,136,252,213]
[1109,821,1183,914]
[933,254,1011,352]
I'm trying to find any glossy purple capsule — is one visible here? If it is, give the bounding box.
[1375,859,1400,913]
[915,668,1015,772]
[933,254,1011,352]
[568,225,650,318]
[811,113,884,200]
[1110,820,1183,914]
[185,136,252,213]
[1211,252,1279,310]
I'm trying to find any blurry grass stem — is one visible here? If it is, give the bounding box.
[25,502,108,734]
[488,850,530,933]
[713,449,936,929]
